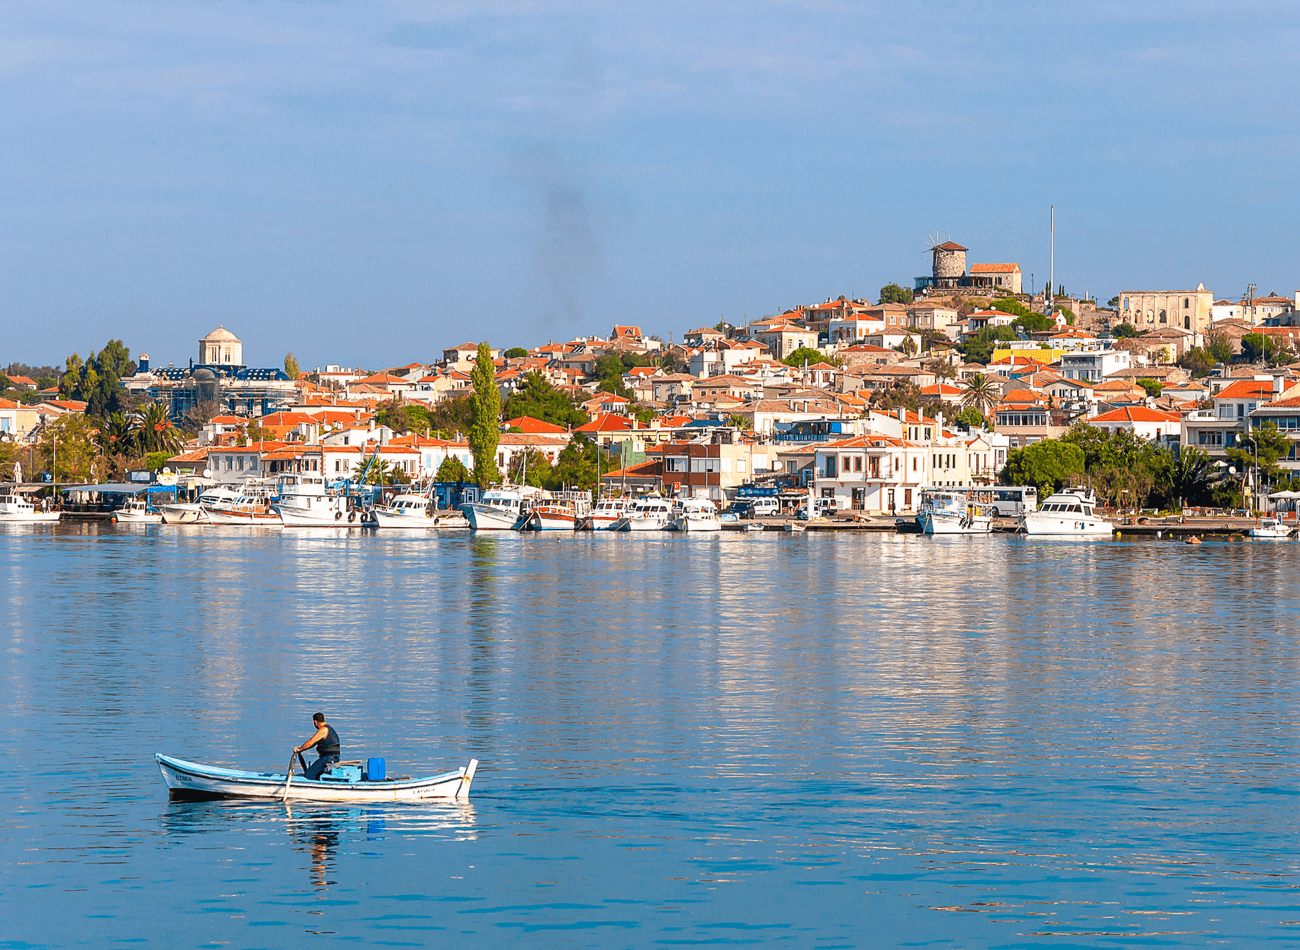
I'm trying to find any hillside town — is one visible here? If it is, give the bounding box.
[6,239,1300,523]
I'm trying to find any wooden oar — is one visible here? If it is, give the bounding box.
[281,750,297,801]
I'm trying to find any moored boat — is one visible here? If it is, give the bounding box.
[611,496,673,531]
[113,496,163,524]
[160,486,237,524]
[917,488,992,535]
[1250,518,1292,539]
[463,486,542,530]
[206,482,281,526]
[587,496,631,530]
[155,752,478,803]
[1020,488,1112,537]
[672,498,722,532]
[524,490,591,531]
[274,474,357,527]
[0,492,60,523]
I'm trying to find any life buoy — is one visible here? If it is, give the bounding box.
[335,511,342,521]
[433,516,441,526]
[348,510,357,523]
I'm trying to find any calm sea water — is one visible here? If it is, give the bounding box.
[3,524,1299,948]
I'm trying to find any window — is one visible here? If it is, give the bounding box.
[1159,309,1167,324]
[1184,298,1190,308]
[853,456,862,472]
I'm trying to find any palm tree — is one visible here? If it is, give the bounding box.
[1165,446,1216,509]
[99,412,137,457]
[139,402,182,454]
[960,373,999,416]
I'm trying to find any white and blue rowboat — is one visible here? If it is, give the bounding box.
[156,753,479,803]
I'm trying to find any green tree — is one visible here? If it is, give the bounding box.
[38,414,98,482]
[1241,333,1278,364]
[629,403,656,426]
[503,347,529,359]
[284,353,300,379]
[1011,312,1054,333]
[142,451,173,472]
[435,456,472,482]
[507,448,553,487]
[547,435,602,494]
[1113,323,1140,339]
[959,373,1000,416]
[657,350,687,374]
[1107,296,1120,307]
[426,395,475,438]
[1206,329,1233,364]
[502,372,588,428]
[958,325,1018,364]
[1228,422,1291,495]
[1163,446,1217,508]
[1177,346,1216,379]
[782,347,841,368]
[954,406,985,429]
[138,402,183,454]
[468,342,500,488]
[98,412,138,457]
[1136,378,1163,398]
[376,400,434,435]
[879,283,914,304]
[1001,440,1085,495]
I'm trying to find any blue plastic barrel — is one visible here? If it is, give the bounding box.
[367,757,385,781]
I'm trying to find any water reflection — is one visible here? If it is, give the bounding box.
[161,799,477,889]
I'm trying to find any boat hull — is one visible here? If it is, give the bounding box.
[159,503,206,524]
[114,511,163,524]
[0,512,61,523]
[464,504,526,530]
[676,516,721,532]
[920,511,992,535]
[372,508,468,528]
[155,753,478,803]
[205,508,283,526]
[1021,515,1113,536]
[526,508,580,530]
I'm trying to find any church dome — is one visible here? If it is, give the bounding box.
[201,325,241,343]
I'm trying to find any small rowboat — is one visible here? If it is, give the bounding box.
[156,752,478,803]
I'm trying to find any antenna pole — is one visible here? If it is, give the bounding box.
[1046,206,1055,316]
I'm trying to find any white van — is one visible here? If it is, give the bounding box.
[749,497,780,517]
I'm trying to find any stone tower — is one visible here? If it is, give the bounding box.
[931,241,968,281]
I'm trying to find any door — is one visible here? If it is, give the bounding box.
[852,488,865,510]
[887,489,896,512]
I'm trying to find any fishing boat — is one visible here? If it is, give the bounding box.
[1020,488,1112,537]
[205,482,281,526]
[916,488,992,535]
[587,496,631,530]
[373,492,436,528]
[744,522,765,533]
[113,496,163,524]
[160,486,237,524]
[672,498,722,532]
[462,486,542,530]
[524,490,591,531]
[784,520,806,533]
[0,492,60,523]
[1249,518,1292,539]
[611,496,673,531]
[155,752,478,804]
[274,474,356,527]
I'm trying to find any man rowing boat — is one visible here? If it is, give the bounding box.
[295,712,341,780]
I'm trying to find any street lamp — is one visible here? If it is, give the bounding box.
[1242,435,1260,516]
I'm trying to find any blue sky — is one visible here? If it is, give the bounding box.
[3,1,1299,370]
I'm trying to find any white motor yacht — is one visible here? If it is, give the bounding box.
[917,489,993,535]
[611,497,673,532]
[1250,518,1292,539]
[113,496,163,524]
[672,498,722,533]
[0,493,60,523]
[1021,488,1113,537]
[463,486,542,530]
[587,496,631,530]
[371,493,468,528]
[160,486,236,524]
[274,475,358,527]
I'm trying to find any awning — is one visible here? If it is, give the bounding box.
[60,483,148,494]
